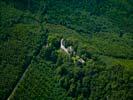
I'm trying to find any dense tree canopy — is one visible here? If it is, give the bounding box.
[0,0,133,100]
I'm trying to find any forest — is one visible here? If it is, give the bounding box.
[0,0,133,100]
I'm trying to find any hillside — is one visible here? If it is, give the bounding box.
[0,0,133,100]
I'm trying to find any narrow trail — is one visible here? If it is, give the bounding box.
[7,63,31,100]
[7,21,132,99]
[7,23,48,100]
[7,38,69,99]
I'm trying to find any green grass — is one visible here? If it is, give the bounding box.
[91,32,133,59]
[100,56,133,70]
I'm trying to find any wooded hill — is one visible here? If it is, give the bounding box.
[0,0,133,100]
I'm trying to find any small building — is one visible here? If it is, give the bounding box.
[60,38,85,64]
